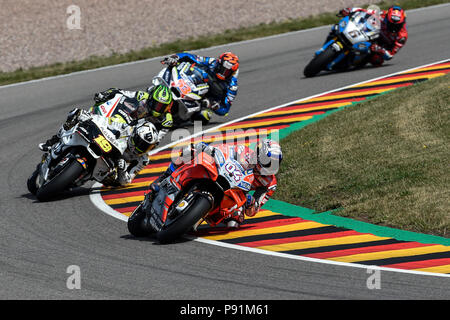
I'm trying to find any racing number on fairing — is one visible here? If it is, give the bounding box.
[225,163,243,182]
[177,79,191,96]
[94,135,112,153]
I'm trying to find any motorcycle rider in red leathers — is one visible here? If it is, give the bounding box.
[335,5,408,67]
[150,139,282,228]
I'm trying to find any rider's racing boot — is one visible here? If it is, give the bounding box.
[191,109,212,125]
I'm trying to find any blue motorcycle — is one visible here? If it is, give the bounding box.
[304,11,381,77]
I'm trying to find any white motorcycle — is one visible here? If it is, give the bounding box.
[27,115,128,201]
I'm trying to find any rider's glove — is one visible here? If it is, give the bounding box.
[210,102,220,111]
[66,108,81,120]
[77,109,92,122]
[161,113,173,128]
[94,88,119,103]
[201,98,211,109]
[161,54,179,66]
[63,108,82,130]
[194,142,214,155]
[338,7,352,17]
[117,159,127,171]
[157,129,169,142]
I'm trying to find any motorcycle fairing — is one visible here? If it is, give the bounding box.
[39,116,123,189]
[147,178,178,230]
[340,12,380,45]
[151,150,254,229]
[91,94,123,118]
[318,11,380,72]
[315,39,337,56]
[171,62,210,100]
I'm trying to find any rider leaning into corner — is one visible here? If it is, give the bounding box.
[38,87,165,186]
[40,84,175,151]
[159,51,240,124]
[327,5,408,67]
[149,139,282,228]
[91,84,175,141]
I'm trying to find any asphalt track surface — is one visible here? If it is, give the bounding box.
[0,5,449,299]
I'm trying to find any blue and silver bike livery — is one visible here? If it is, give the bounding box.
[303,11,380,77]
[152,61,218,126]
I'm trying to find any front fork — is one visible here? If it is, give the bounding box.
[317,37,350,71]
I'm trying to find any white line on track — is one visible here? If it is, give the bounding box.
[91,58,450,278]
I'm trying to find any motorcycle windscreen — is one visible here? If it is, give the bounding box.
[92,95,122,118]
[170,152,219,188]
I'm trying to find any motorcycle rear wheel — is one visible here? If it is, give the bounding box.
[303,46,337,77]
[157,193,212,244]
[35,159,83,201]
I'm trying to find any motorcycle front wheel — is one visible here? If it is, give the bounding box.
[27,164,41,195]
[303,46,337,78]
[157,193,212,244]
[35,159,83,202]
[127,201,154,237]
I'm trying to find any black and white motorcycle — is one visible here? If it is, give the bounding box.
[27,114,128,201]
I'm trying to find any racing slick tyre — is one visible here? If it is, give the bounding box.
[303,46,337,77]
[27,165,41,195]
[35,160,83,202]
[127,202,154,237]
[157,194,212,244]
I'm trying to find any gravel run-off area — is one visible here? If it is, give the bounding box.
[1,0,382,72]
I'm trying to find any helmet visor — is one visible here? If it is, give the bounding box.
[216,64,233,80]
[131,135,155,154]
[153,100,171,114]
[387,20,404,32]
[150,85,173,113]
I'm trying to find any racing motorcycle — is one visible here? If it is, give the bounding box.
[127,147,254,243]
[152,61,224,126]
[27,114,127,201]
[303,10,381,77]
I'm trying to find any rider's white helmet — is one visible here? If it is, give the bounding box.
[256,139,283,175]
[128,121,159,155]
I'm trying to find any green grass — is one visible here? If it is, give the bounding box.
[1,0,448,86]
[273,74,450,237]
